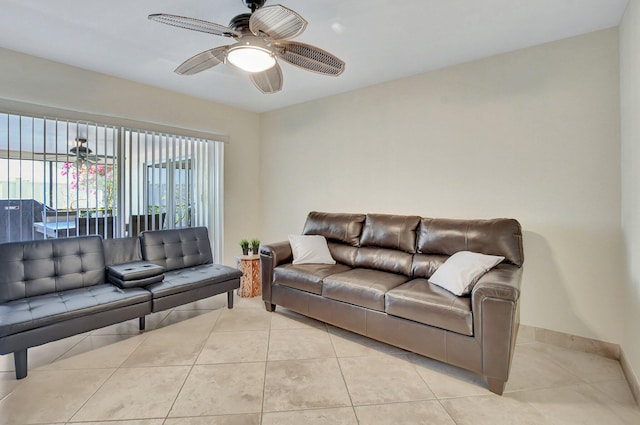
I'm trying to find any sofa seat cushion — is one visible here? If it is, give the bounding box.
[144,264,242,298]
[0,284,151,337]
[274,263,351,295]
[385,279,473,336]
[322,268,409,311]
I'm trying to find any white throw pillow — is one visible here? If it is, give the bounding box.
[428,251,505,296]
[288,234,336,265]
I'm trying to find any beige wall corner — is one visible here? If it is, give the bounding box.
[621,0,640,407]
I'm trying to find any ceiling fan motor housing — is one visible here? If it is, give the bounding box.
[243,0,266,12]
[229,13,252,32]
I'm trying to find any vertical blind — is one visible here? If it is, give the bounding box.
[0,111,224,262]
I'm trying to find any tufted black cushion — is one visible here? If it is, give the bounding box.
[140,227,213,272]
[0,284,151,337]
[144,263,242,298]
[0,236,106,303]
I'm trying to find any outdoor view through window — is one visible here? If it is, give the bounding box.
[0,111,223,258]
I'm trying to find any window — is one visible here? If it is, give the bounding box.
[0,111,224,261]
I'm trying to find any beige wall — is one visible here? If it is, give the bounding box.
[620,0,640,391]
[260,29,624,344]
[0,47,261,267]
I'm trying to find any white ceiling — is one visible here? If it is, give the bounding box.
[0,0,629,113]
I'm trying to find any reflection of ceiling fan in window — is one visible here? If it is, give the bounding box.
[69,138,114,164]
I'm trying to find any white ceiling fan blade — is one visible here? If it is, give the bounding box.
[175,46,228,75]
[250,63,283,94]
[275,41,345,76]
[149,14,241,38]
[249,5,307,40]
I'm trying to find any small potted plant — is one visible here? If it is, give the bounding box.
[240,238,250,255]
[250,238,260,255]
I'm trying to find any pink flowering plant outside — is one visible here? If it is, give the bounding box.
[60,161,116,212]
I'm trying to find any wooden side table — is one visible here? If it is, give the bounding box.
[236,254,262,297]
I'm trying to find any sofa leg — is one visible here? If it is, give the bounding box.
[139,316,146,331]
[487,378,506,395]
[227,291,234,309]
[264,302,276,312]
[14,349,27,380]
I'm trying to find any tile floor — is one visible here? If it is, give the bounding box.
[0,294,638,425]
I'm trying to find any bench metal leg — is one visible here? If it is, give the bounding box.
[14,349,27,380]
[139,316,146,331]
[227,290,234,309]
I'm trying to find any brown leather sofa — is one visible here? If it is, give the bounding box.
[260,212,524,395]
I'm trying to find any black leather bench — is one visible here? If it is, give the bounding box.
[0,226,241,379]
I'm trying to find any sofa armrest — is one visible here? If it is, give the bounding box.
[472,264,522,304]
[259,241,293,306]
[471,264,523,391]
[260,241,293,267]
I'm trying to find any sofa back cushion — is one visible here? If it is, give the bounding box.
[140,227,213,271]
[328,243,359,268]
[416,218,524,266]
[103,236,142,266]
[355,248,413,276]
[360,214,421,253]
[0,236,106,303]
[302,211,366,247]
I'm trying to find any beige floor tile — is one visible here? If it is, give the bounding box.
[44,334,145,370]
[408,353,492,398]
[263,358,351,412]
[1,302,636,425]
[213,308,272,332]
[0,371,21,400]
[441,393,551,425]
[588,380,640,424]
[270,308,327,330]
[0,333,87,373]
[169,363,265,417]
[91,310,170,335]
[197,330,269,364]
[122,328,209,367]
[328,326,407,358]
[71,366,190,421]
[268,328,335,361]
[262,407,358,425]
[0,368,113,424]
[164,414,261,425]
[233,296,266,309]
[509,383,635,425]
[504,344,583,392]
[0,355,13,373]
[155,309,221,335]
[339,355,435,405]
[71,420,163,425]
[591,378,639,405]
[532,342,626,383]
[355,400,456,425]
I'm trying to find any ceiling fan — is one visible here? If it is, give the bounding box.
[69,138,111,164]
[148,0,346,94]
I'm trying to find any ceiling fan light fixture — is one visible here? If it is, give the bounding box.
[227,39,276,73]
